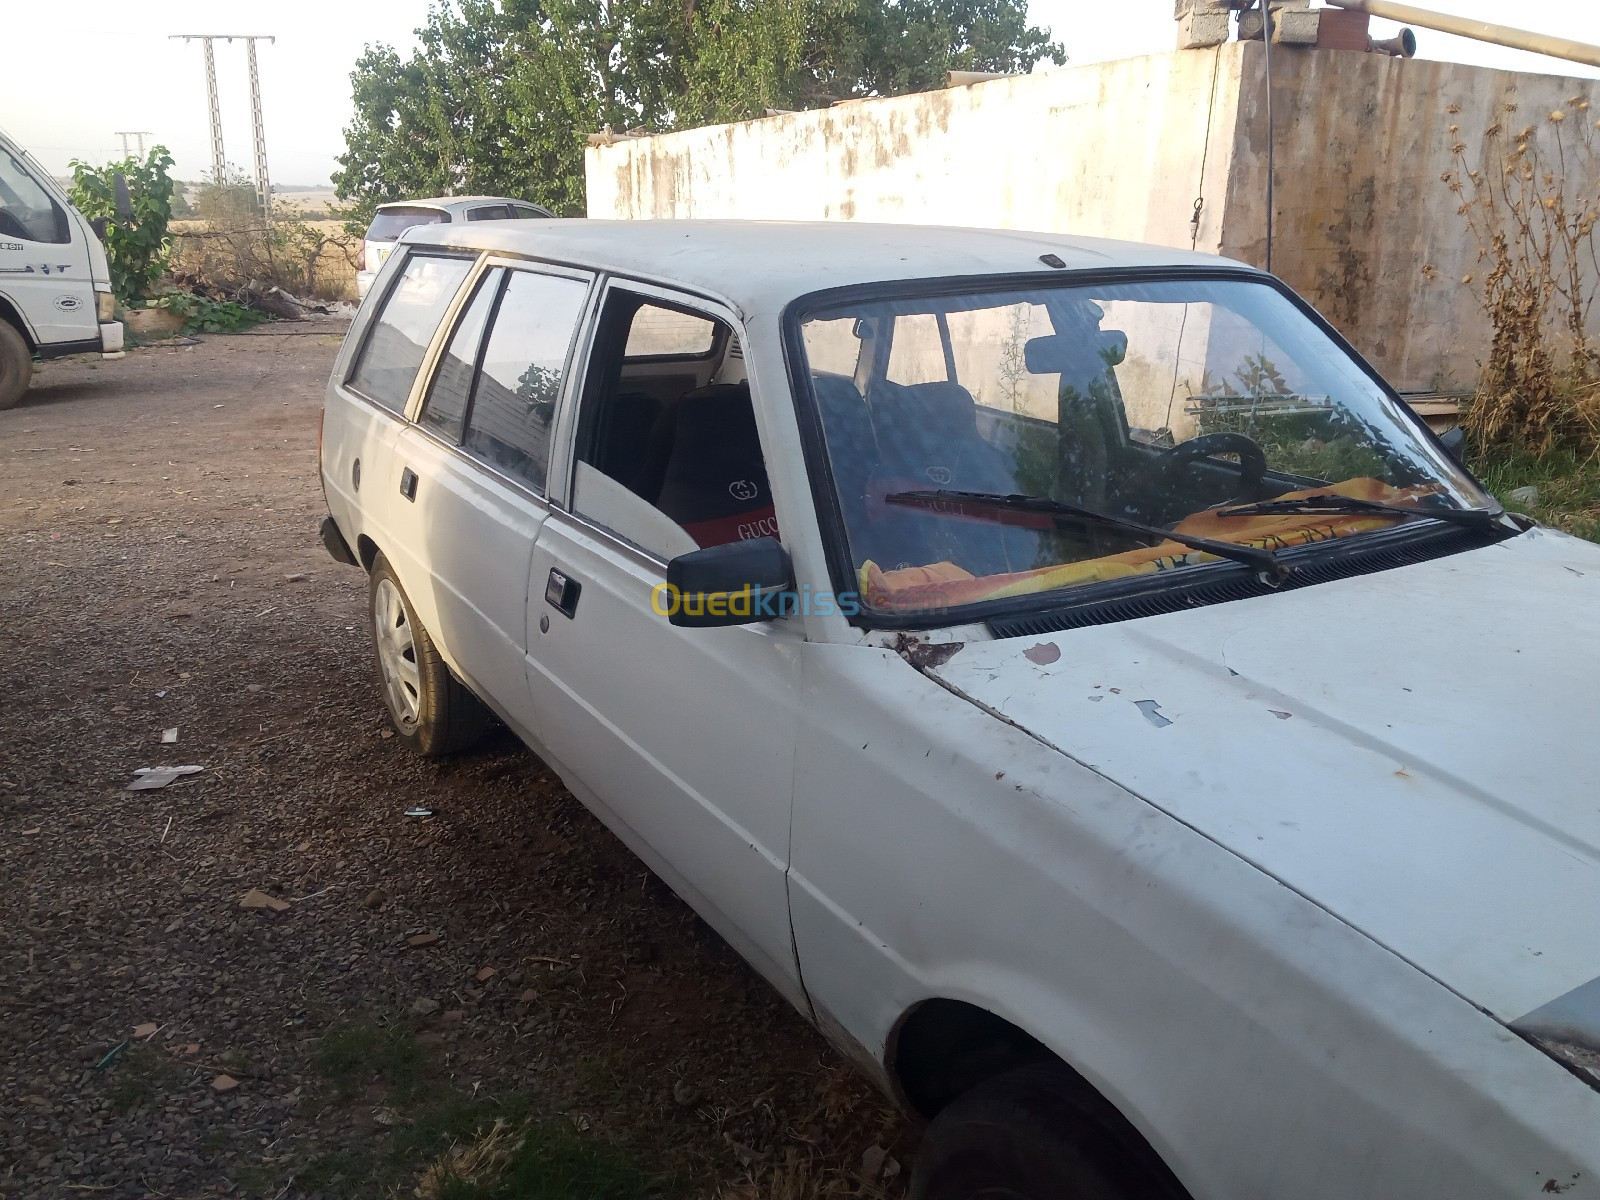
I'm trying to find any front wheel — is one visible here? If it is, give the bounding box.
[369,554,489,757]
[0,320,33,411]
[911,1065,1186,1200]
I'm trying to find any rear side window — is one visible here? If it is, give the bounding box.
[512,205,548,220]
[419,271,500,442]
[365,207,448,241]
[347,253,473,412]
[460,269,590,492]
[467,205,512,221]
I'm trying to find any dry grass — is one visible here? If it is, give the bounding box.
[1444,95,1600,459]
[169,216,359,303]
[415,1119,527,1199]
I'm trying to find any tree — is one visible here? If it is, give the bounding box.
[69,146,176,304]
[334,0,1063,221]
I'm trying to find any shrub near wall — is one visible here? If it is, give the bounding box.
[1446,98,1600,458]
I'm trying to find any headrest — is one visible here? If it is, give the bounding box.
[1024,330,1128,376]
[674,384,758,440]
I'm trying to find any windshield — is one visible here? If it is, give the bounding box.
[796,275,1489,616]
[366,207,448,241]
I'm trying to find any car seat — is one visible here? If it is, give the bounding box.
[866,379,1040,576]
[648,383,779,548]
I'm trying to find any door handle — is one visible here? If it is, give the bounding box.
[544,567,581,619]
[399,467,418,501]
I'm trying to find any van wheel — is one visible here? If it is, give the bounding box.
[369,554,489,756]
[911,1065,1185,1200]
[0,320,33,411]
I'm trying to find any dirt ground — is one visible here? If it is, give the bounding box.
[0,327,913,1199]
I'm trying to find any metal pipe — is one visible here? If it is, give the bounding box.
[1325,0,1600,68]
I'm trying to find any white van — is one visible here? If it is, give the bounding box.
[0,127,124,409]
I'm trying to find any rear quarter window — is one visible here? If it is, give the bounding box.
[346,253,474,413]
[365,207,448,241]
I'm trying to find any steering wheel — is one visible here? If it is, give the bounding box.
[1152,432,1267,493]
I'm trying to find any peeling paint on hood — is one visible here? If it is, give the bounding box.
[925,529,1600,1026]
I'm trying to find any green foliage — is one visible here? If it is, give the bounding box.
[333,0,1065,223]
[312,1017,429,1100]
[1192,357,1392,483]
[1472,447,1600,543]
[427,1121,661,1200]
[69,146,176,304]
[148,290,270,334]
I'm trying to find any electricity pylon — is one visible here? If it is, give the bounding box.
[170,34,276,218]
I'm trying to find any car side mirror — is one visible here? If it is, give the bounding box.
[1439,425,1467,465]
[113,173,133,221]
[663,537,792,628]
[90,215,109,240]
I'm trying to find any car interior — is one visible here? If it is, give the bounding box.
[578,294,779,552]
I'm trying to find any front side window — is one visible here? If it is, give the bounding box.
[459,269,589,492]
[796,276,1493,618]
[574,293,772,558]
[0,147,68,244]
[348,253,474,412]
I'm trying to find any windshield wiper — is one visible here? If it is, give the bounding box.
[886,489,1292,581]
[1215,493,1505,531]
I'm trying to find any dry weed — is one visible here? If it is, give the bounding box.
[1444,97,1600,457]
[415,1118,527,1199]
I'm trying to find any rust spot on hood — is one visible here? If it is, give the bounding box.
[892,633,964,670]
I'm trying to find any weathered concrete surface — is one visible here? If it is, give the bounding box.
[1226,45,1600,389]
[589,51,1244,256]
[587,45,1600,391]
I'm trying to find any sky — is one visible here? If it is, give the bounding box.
[3,0,1597,188]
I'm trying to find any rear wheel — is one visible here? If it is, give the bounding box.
[0,320,33,411]
[911,1065,1186,1200]
[369,554,489,756]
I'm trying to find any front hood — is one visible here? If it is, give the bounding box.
[924,528,1600,1041]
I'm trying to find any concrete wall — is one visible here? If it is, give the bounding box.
[587,51,1244,255]
[1225,46,1600,390]
[587,45,1600,391]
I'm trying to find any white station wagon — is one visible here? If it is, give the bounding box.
[319,219,1600,1199]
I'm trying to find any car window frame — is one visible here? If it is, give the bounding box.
[403,252,597,504]
[341,246,481,416]
[551,276,753,569]
[781,264,1491,632]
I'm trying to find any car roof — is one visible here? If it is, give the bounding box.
[401,219,1258,313]
[376,196,545,213]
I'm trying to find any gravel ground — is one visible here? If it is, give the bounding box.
[0,328,912,1199]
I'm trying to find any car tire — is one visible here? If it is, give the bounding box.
[910,1064,1186,1200]
[0,320,33,411]
[368,553,490,756]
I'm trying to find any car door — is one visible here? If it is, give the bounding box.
[523,280,808,1010]
[385,259,594,742]
[327,249,478,592]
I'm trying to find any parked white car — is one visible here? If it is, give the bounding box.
[319,219,1600,1199]
[0,125,125,409]
[354,196,555,299]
